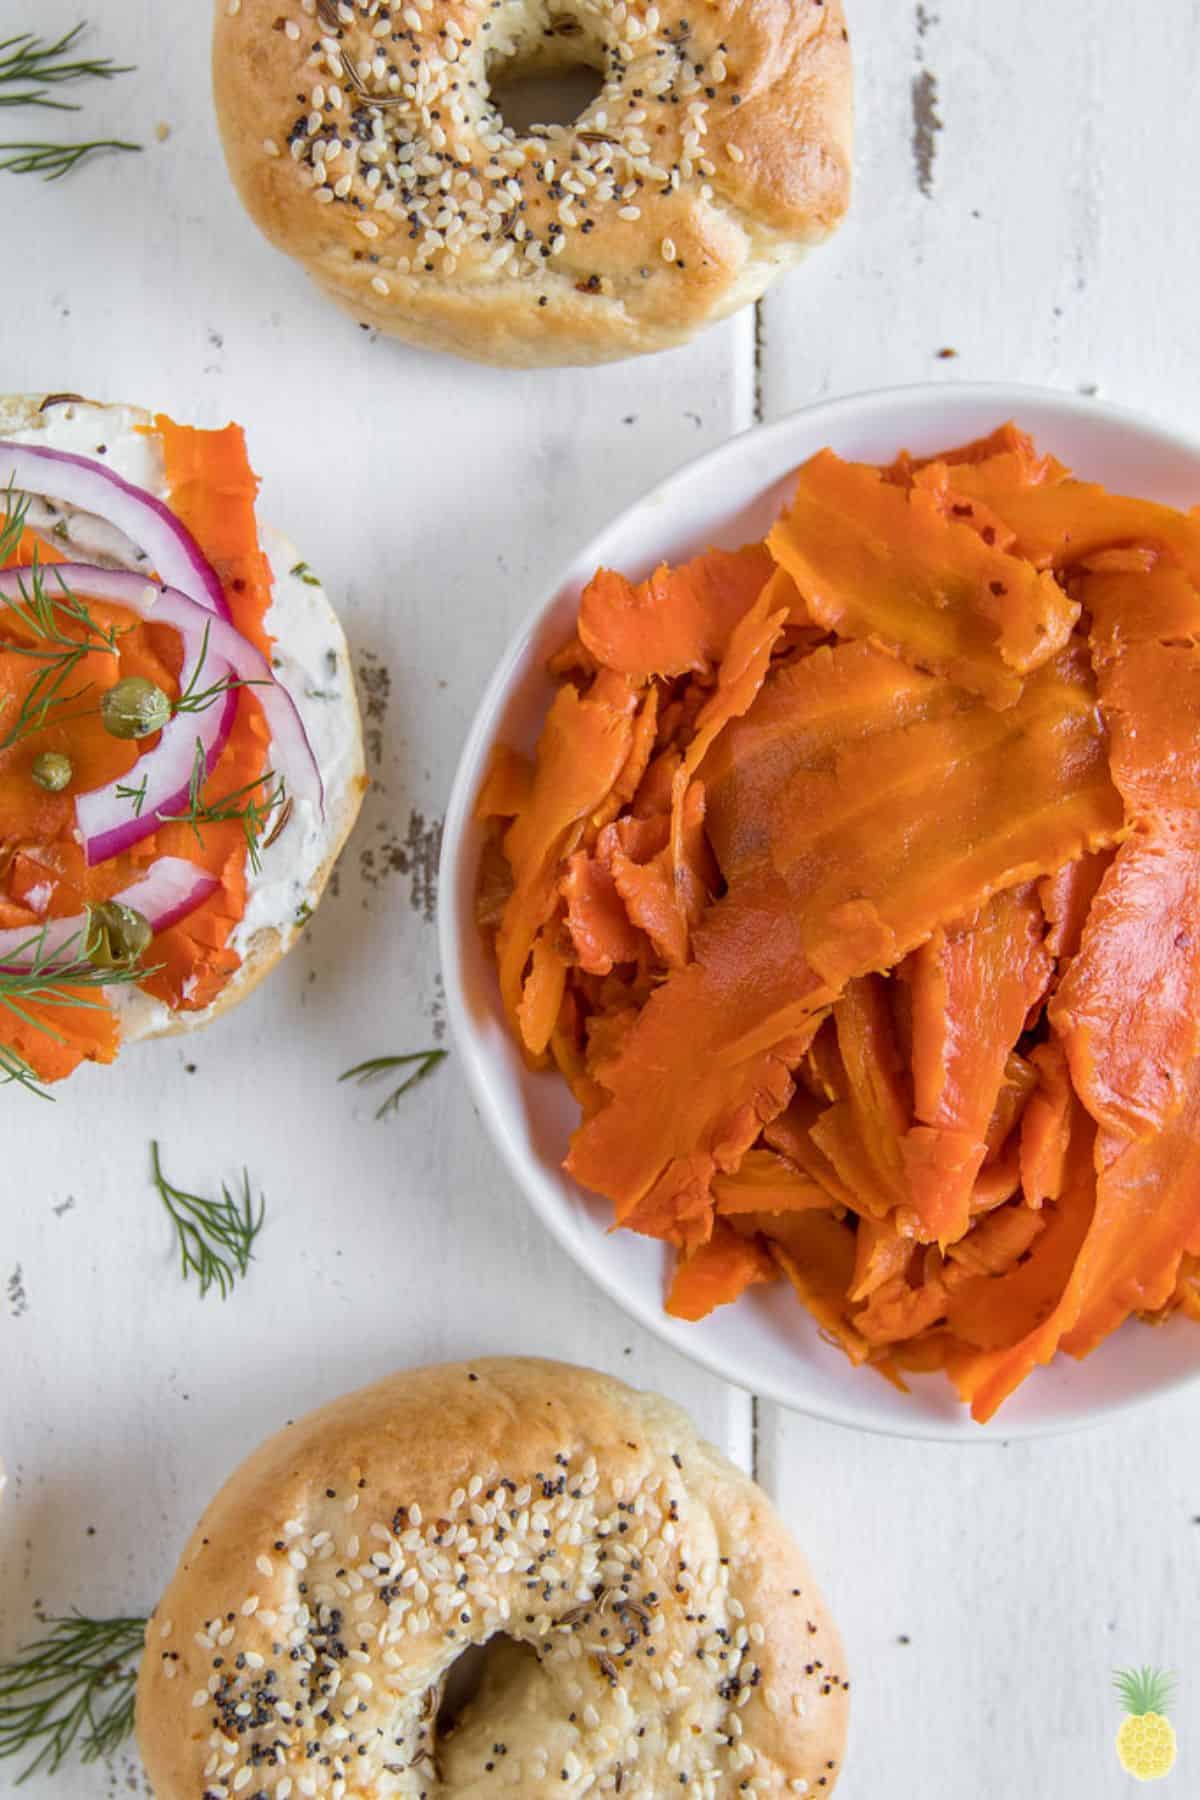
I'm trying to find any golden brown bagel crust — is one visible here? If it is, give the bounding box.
[137,1357,848,1796]
[212,0,852,367]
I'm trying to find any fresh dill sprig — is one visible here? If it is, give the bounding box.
[0,917,152,1100]
[0,26,134,110]
[0,1611,145,1781]
[171,619,268,719]
[0,558,122,657]
[0,584,258,752]
[0,556,123,750]
[0,23,142,180]
[0,138,140,180]
[114,771,148,817]
[0,479,32,565]
[339,1050,448,1120]
[0,1039,46,1098]
[151,1140,265,1301]
[0,23,140,180]
[159,737,289,875]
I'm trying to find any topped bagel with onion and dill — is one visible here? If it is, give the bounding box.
[0,394,366,1095]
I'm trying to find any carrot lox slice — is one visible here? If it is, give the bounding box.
[571,643,1121,1237]
[883,423,1065,490]
[809,975,911,1221]
[947,460,1200,583]
[476,744,532,821]
[966,565,1200,1413]
[578,545,777,680]
[560,852,643,976]
[1050,571,1200,1142]
[1019,1041,1075,1208]
[766,1211,871,1365]
[711,1147,835,1216]
[768,449,1079,708]
[899,883,1052,1245]
[665,1219,778,1321]
[1,986,121,1085]
[946,1145,1096,1377]
[496,672,637,1042]
[665,587,788,954]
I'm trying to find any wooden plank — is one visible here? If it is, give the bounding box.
[757,2,1200,1791]
[0,5,754,1793]
[759,1394,1200,1797]
[761,0,1200,428]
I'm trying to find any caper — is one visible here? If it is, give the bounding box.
[86,901,153,971]
[101,676,171,741]
[30,751,72,793]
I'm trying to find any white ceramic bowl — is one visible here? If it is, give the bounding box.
[439,381,1200,1439]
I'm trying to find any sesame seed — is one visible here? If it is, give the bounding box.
[661,236,676,260]
[727,142,745,163]
[265,0,752,294]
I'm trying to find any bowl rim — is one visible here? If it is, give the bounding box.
[438,378,1200,1442]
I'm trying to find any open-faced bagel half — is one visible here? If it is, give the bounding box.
[213,0,853,366]
[0,394,366,1073]
[137,1357,848,1796]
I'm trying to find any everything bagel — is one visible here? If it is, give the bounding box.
[213,0,852,366]
[136,1358,848,1796]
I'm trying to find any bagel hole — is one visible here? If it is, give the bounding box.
[435,1634,541,1739]
[488,61,605,134]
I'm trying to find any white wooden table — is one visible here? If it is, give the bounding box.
[3,3,1200,1795]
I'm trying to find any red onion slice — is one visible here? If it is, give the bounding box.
[0,856,220,973]
[0,563,323,866]
[81,678,240,867]
[0,439,231,620]
[110,856,223,933]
